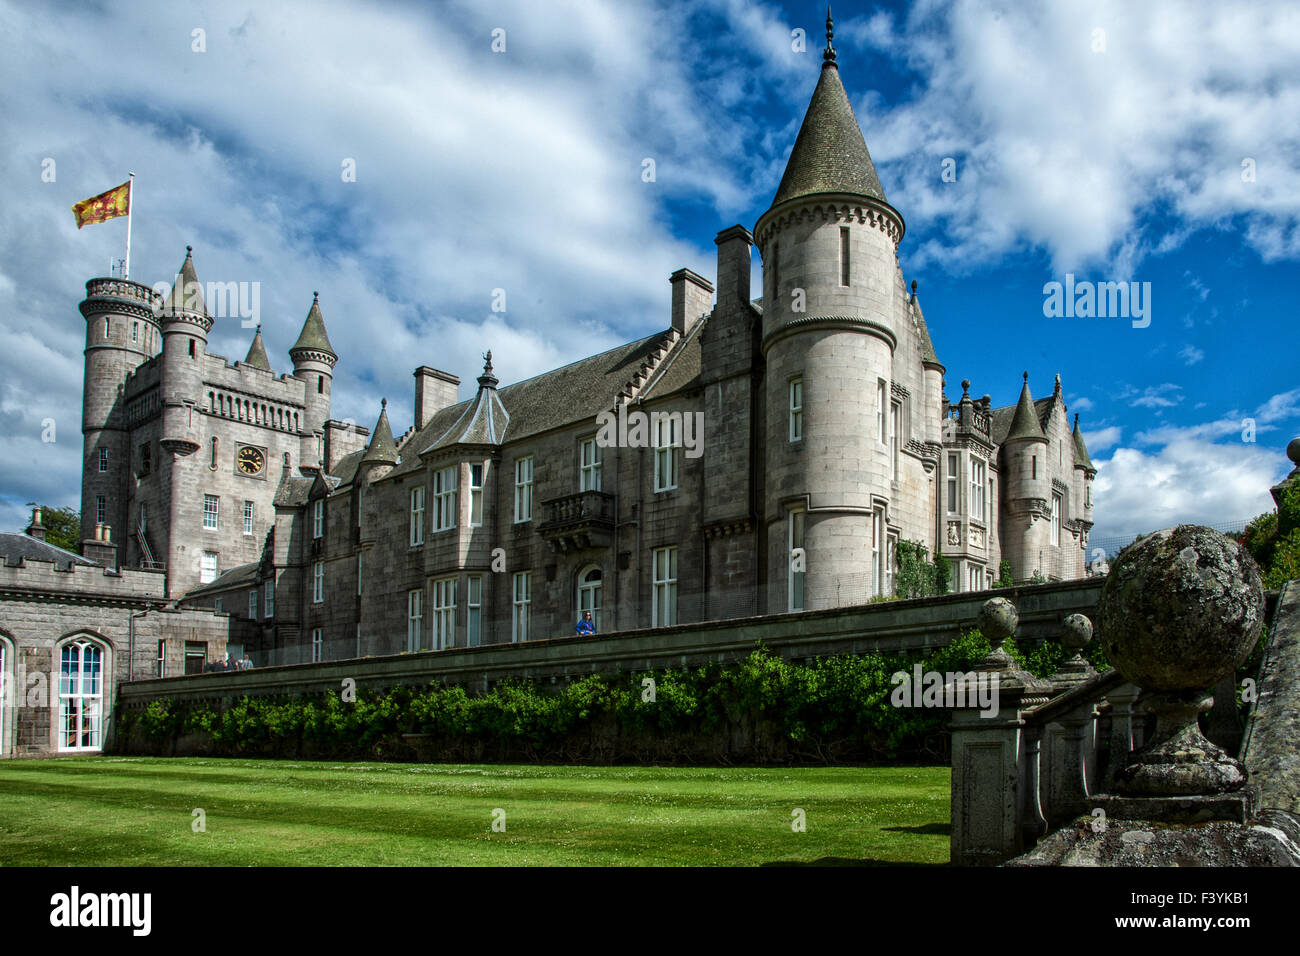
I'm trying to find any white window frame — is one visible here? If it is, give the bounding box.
[96,495,106,526]
[1051,493,1061,547]
[312,499,324,539]
[652,546,678,627]
[155,639,165,678]
[98,447,109,472]
[243,500,255,536]
[947,454,959,514]
[200,551,218,584]
[203,494,219,530]
[968,563,983,593]
[876,381,886,443]
[432,577,456,650]
[467,575,483,646]
[653,415,680,492]
[433,466,457,532]
[890,401,901,480]
[311,628,323,663]
[788,507,805,612]
[265,579,274,619]
[886,531,898,597]
[410,486,425,545]
[58,639,105,752]
[970,457,986,522]
[577,566,603,632]
[512,571,531,642]
[580,438,602,492]
[871,509,883,597]
[313,560,324,604]
[248,590,257,619]
[470,463,485,526]
[789,378,803,443]
[407,589,424,651]
[514,457,534,523]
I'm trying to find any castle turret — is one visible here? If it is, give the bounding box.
[359,398,399,481]
[290,292,337,471]
[79,273,163,545]
[242,324,272,372]
[998,372,1050,580]
[157,247,211,456]
[1072,412,1096,532]
[754,12,909,610]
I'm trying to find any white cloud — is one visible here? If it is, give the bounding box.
[1178,344,1205,365]
[1083,425,1121,453]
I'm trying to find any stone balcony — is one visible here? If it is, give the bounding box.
[537,490,615,553]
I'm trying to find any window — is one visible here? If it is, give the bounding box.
[188,339,195,358]
[1085,481,1092,509]
[210,436,218,469]
[886,531,898,597]
[104,318,110,338]
[407,589,424,651]
[467,575,483,647]
[514,457,533,522]
[947,454,959,513]
[139,504,147,536]
[512,572,531,642]
[578,566,603,631]
[653,414,680,492]
[96,495,106,526]
[98,447,109,472]
[59,640,104,751]
[470,463,485,525]
[433,466,457,531]
[968,564,984,593]
[311,628,323,663]
[248,590,257,619]
[580,439,602,492]
[203,494,219,530]
[652,547,678,627]
[312,499,324,539]
[214,598,223,612]
[1032,454,1038,480]
[410,486,425,545]
[433,577,456,650]
[184,641,206,675]
[313,560,324,603]
[131,321,138,343]
[876,381,886,443]
[986,569,995,590]
[200,551,218,584]
[265,579,274,619]
[156,640,165,678]
[1051,493,1061,547]
[789,378,803,442]
[243,500,255,536]
[871,509,884,597]
[970,457,986,521]
[839,226,850,286]
[890,401,901,480]
[788,508,805,612]
[139,442,151,476]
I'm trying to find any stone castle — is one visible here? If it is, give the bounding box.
[73,23,1095,666]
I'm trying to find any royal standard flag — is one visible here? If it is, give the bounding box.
[72,180,131,229]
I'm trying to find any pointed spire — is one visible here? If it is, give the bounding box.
[909,280,942,368]
[162,245,209,318]
[770,29,887,208]
[823,6,836,66]
[1004,372,1047,442]
[1072,413,1095,473]
[362,397,398,466]
[290,291,336,360]
[243,324,271,371]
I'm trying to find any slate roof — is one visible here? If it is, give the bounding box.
[291,293,335,357]
[770,58,887,208]
[162,247,208,315]
[243,327,272,371]
[1073,415,1095,472]
[991,391,1053,445]
[910,294,941,368]
[274,475,314,508]
[362,401,399,465]
[389,328,690,479]
[184,560,260,598]
[329,448,367,488]
[0,533,98,570]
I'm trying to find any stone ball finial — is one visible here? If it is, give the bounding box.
[978,597,1019,645]
[1098,525,1263,692]
[911,279,917,292]
[1023,371,1029,383]
[1288,436,1300,466]
[1061,613,1093,653]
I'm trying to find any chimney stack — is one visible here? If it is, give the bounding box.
[414,366,460,430]
[25,507,45,541]
[670,268,714,336]
[714,225,753,314]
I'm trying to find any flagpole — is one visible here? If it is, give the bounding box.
[124,172,135,280]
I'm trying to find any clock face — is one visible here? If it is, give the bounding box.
[237,446,265,475]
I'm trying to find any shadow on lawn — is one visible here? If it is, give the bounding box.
[882,822,950,836]
[761,857,948,867]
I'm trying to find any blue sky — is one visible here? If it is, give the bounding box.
[0,0,1296,547]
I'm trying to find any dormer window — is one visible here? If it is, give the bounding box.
[312,499,324,539]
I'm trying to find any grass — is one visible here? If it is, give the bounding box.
[0,757,950,866]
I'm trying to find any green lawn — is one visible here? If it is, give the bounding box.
[0,757,950,866]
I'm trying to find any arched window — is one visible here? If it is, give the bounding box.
[59,638,106,751]
[0,635,10,757]
[577,566,603,632]
[211,436,219,469]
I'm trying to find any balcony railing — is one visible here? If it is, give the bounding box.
[537,490,615,553]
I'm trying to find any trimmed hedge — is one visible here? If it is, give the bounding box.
[115,634,1111,765]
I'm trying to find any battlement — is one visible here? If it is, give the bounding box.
[0,556,167,602]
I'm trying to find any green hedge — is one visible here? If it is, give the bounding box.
[116,634,1112,765]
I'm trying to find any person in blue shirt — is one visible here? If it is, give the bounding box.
[575,611,596,636]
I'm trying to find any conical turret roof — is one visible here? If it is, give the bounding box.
[770,16,887,208]
[362,399,398,465]
[243,326,271,371]
[1004,373,1047,442]
[1072,413,1095,472]
[291,292,336,357]
[909,281,942,369]
[162,246,208,317]
[423,352,510,452]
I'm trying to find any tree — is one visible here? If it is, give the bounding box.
[27,503,80,552]
[995,559,1014,588]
